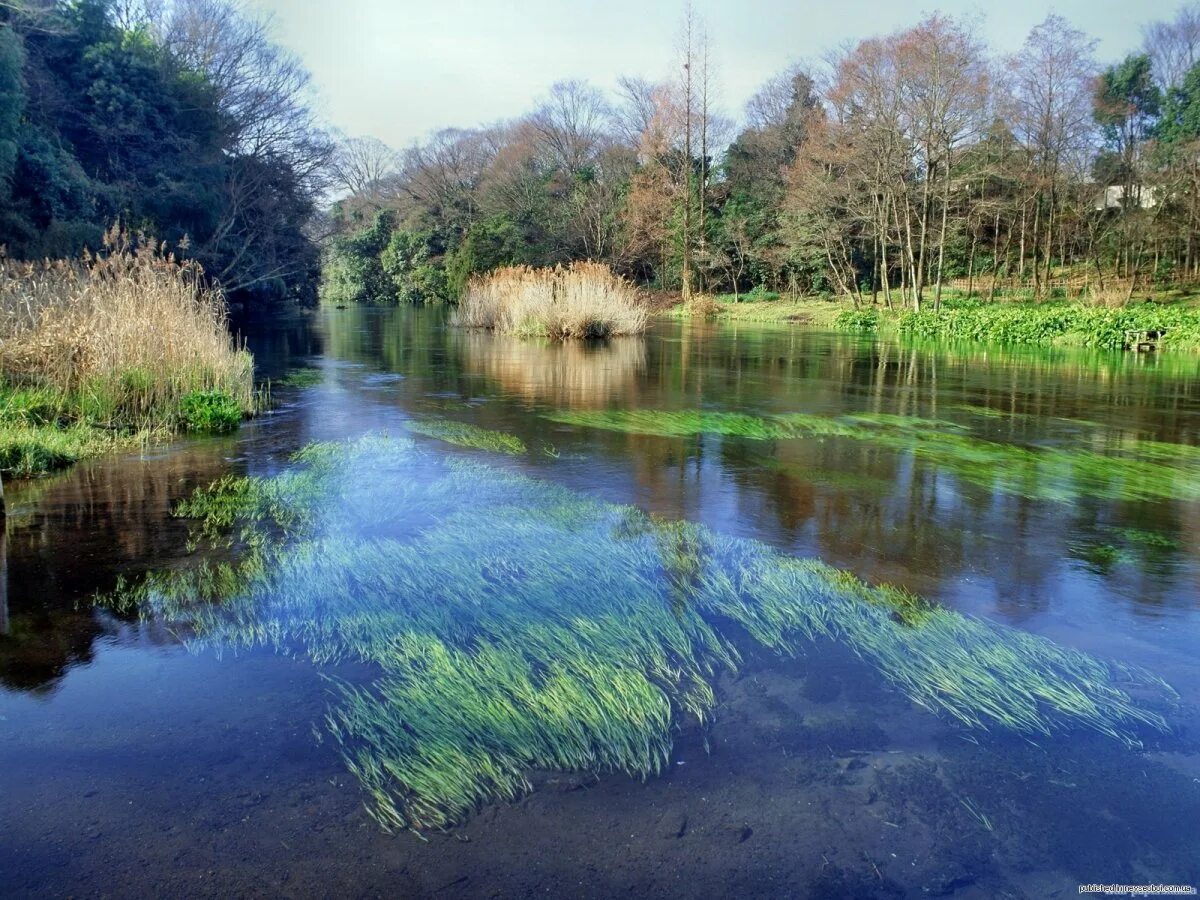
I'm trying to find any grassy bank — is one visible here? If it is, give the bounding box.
[452,263,647,338]
[834,296,1200,352]
[0,232,256,477]
[663,292,848,327]
[665,288,1200,352]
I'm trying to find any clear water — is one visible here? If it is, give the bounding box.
[2,306,1198,898]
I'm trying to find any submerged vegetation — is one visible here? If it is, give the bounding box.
[406,418,527,454]
[106,437,1175,832]
[0,233,256,475]
[277,368,324,388]
[451,263,648,339]
[544,409,1200,504]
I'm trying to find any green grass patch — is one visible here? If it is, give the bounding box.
[664,296,849,327]
[0,422,143,477]
[890,300,1200,352]
[177,390,243,433]
[834,308,881,330]
[406,418,527,454]
[104,436,1176,833]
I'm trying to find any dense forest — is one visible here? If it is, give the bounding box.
[8,2,1200,313]
[323,5,1200,311]
[0,0,329,308]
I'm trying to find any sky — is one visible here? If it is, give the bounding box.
[247,0,1184,150]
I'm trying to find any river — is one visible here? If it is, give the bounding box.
[2,306,1198,897]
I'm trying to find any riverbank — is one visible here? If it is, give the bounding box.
[664,290,1200,352]
[660,293,847,327]
[0,237,257,478]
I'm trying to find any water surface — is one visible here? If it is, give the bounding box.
[2,307,1198,898]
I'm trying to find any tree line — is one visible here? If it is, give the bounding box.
[0,0,331,308]
[7,2,1200,313]
[324,4,1200,310]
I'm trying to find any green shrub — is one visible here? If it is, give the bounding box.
[319,212,396,305]
[382,229,449,303]
[0,385,63,426]
[834,308,880,330]
[178,390,242,433]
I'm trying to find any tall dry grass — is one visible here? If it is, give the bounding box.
[452,262,648,339]
[0,228,254,429]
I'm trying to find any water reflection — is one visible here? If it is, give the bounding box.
[5,308,1199,697]
[1,528,8,636]
[450,329,647,408]
[0,442,243,693]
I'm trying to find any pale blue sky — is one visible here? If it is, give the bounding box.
[248,0,1181,149]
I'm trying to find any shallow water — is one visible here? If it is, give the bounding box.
[2,306,1199,898]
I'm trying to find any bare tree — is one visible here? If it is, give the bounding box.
[331,134,400,200]
[1009,15,1098,296]
[677,3,698,300]
[400,127,495,233]
[529,79,611,173]
[613,76,660,149]
[1145,3,1200,90]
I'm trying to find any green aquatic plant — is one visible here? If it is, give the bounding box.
[278,368,323,388]
[951,404,1015,420]
[106,437,1175,832]
[1112,527,1180,550]
[177,390,243,433]
[548,409,860,441]
[546,408,1200,504]
[1069,543,1128,569]
[406,418,527,454]
[894,301,1200,352]
[833,308,881,331]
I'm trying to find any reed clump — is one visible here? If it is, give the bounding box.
[452,262,648,339]
[0,228,256,473]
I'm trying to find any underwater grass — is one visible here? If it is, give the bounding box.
[545,409,1200,504]
[406,418,527,455]
[107,437,1176,832]
[278,368,324,388]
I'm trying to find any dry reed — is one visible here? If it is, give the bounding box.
[452,262,648,339]
[0,227,254,428]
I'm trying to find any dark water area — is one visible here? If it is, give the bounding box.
[2,306,1199,898]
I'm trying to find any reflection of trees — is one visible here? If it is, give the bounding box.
[450,330,647,409]
[567,324,1200,622]
[0,445,238,693]
[0,530,7,637]
[240,310,327,379]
